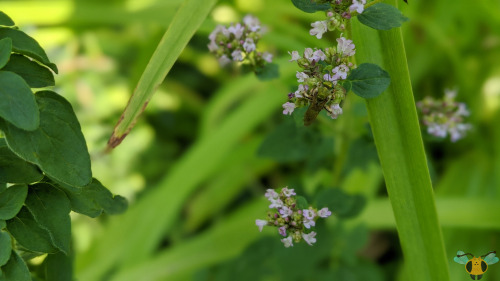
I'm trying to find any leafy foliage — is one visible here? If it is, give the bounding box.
[0,11,126,280]
[347,63,391,98]
[291,0,330,13]
[358,3,409,30]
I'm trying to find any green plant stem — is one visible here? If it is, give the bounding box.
[350,1,450,280]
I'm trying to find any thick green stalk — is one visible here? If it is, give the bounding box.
[350,2,450,280]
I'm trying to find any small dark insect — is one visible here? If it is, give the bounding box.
[304,95,328,126]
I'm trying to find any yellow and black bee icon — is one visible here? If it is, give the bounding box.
[454,251,499,280]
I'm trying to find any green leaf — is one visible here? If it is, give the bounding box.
[1,251,30,281]
[0,71,39,131]
[0,38,12,69]
[6,207,58,254]
[357,3,409,30]
[347,63,390,99]
[257,121,323,162]
[255,63,279,81]
[0,139,43,184]
[0,12,15,27]
[0,27,57,73]
[0,91,92,187]
[0,220,5,229]
[315,189,366,219]
[42,251,73,281]
[56,178,128,218]
[108,0,217,149]
[0,184,28,220]
[291,0,330,13]
[24,183,71,255]
[0,230,11,266]
[296,196,309,210]
[2,54,55,88]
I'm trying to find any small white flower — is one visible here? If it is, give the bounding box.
[303,218,316,229]
[303,209,316,220]
[318,207,332,218]
[289,50,301,62]
[328,104,343,119]
[281,236,294,247]
[243,14,261,32]
[228,23,245,39]
[311,49,326,62]
[449,123,472,142]
[349,0,366,14]
[209,25,228,41]
[218,55,231,66]
[296,71,308,82]
[282,187,296,197]
[269,198,284,209]
[332,64,350,80]
[279,226,287,237]
[444,88,457,101]
[337,36,356,57]
[427,123,448,138]
[309,20,328,39]
[456,103,470,117]
[304,48,314,61]
[255,219,268,232]
[302,231,317,246]
[243,38,256,52]
[282,102,296,115]
[323,73,338,83]
[262,52,273,63]
[265,189,279,200]
[294,84,308,98]
[207,40,219,52]
[280,206,293,218]
[231,50,244,61]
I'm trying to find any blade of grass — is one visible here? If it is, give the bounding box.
[107,0,217,149]
[350,1,450,280]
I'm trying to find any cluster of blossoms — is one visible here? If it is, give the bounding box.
[417,89,472,142]
[309,0,367,39]
[208,15,273,69]
[282,36,356,121]
[255,187,332,247]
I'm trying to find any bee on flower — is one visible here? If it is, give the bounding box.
[255,187,332,248]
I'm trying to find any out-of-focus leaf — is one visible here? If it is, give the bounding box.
[0,12,15,27]
[0,184,28,220]
[42,251,73,281]
[255,63,280,81]
[1,251,30,281]
[0,230,11,266]
[0,28,57,73]
[291,0,330,13]
[342,137,379,175]
[6,207,58,254]
[296,196,309,210]
[0,139,43,184]
[358,3,409,30]
[315,188,366,219]
[0,38,11,69]
[0,71,39,131]
[0,91,92,187]
[24,183,71,255]
[2,54,55,88]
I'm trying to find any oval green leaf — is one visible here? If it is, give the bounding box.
[2,54,55,88]
[0,38,12,69]
[0,27,57,73]
[1,251,31,281]
[42,251,73,281]
[24,183,71,255]
[0,91,92,187]
[0,71,39,131]
[347,63,390,99]
[56,178,128,218]
[358,3,409,30]
[6,207,58,254]
[315,188,366,219]
[291,0,330,13]
[0,139,43,184]
[0,12,15,27]
[0,184,28,220]
[0,230,11,267]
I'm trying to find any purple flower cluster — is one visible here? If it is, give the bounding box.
[417,89,472,142]
[309,0,367,39]
[208,15,273,69]
[255,187,332,248]
[282,36,356,120]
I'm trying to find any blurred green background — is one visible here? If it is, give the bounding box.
[3,0,500,280]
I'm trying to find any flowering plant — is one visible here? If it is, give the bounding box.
[255,187,331,247]
[417,89,472,142]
